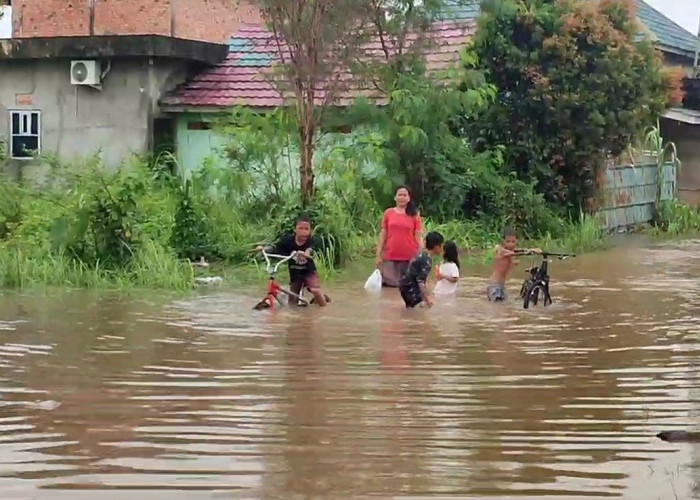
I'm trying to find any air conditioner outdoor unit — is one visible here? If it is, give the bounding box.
[70,60,101,86]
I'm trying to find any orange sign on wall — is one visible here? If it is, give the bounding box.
[15,94,34,106]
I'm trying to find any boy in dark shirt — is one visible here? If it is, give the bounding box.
[399,231,444,309]
[257,214,327,307]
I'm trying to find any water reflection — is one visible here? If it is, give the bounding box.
[0,239,698,498]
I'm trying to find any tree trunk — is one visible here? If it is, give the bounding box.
[299,106,315,207]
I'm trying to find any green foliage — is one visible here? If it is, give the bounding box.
[0,159,190,289]
[343,71,561,236]
[653,200,700,236]
[216,107,298,216]
[43,160,165,268]
[465,0,670,212]
[533,211,608,254]
[171,179,213,261]
[251,0,378,205]
[0,175,22,240]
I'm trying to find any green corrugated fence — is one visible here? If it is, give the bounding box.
[598,162,677,230]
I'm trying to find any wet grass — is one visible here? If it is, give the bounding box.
[0,203,692,293]
[0,242,194,291]
[648,200,700,238]
[530,212,609,255]
[426,212,608,266]
[0,214,617,292]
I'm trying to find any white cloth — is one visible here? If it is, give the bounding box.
[433,262,459,295]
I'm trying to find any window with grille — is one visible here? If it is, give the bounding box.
[9,110,41,160]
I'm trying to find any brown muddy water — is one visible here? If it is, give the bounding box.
[0,239,699,499]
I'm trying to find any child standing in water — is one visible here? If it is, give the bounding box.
[433,240,460,296]
[487,227,540,302]
[399,231,444,308]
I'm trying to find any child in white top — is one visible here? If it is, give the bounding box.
[433,240,460,295]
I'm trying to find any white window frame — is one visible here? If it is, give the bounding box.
[0,5,12,40]
[9,110,41,160]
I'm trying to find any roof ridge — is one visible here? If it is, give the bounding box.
[228,19,473,40]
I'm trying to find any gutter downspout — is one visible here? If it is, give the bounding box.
[89,0,95,36]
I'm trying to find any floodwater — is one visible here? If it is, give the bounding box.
[0,240,699,499]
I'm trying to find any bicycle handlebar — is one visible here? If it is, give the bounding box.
[261,249,298,273]
[515,250,576,259]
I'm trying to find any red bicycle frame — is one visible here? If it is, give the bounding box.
[253,250,309,310]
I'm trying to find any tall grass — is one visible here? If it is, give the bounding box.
[422,211,606,264]
[0,143,690,292]
[652,200,700,236]
[532,212,608,254]
[117,241,194,290]
[0,243,194,290]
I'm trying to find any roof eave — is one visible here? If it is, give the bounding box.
[662,107,700,125]
[161,104,278,113]
[657,43,696,60]
[0,35,228,64]
[161,100,389,113]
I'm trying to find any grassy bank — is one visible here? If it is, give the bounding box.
[0,157,693,292]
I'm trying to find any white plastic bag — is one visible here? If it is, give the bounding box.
[364,269,383,293]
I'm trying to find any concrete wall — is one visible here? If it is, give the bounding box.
[660,118,700,206]
[0,58,191,176]
[10,0,262,43]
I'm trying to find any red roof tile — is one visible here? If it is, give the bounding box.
[161,21,475,109]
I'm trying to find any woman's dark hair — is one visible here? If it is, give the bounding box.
[395,185,418,217]
[443,240,460,269]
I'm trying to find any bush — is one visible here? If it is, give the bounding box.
[171,179,214,261]
[465,0,670,212]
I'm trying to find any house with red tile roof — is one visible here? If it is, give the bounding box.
[159,0,700,178]
[159,19,477,171]
[0,0,261,178]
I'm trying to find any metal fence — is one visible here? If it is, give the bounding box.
[598,162,677,230]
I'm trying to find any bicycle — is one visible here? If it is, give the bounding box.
[252,249,329,310]
[517,250,575,309]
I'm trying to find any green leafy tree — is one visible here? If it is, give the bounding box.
[348,1,491,208]
[465,0,671,212]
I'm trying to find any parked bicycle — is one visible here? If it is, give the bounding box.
[517,250,575,309]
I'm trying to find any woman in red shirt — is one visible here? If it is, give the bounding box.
[375,186,423,287]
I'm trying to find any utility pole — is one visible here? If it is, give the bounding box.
[694,4,700,77]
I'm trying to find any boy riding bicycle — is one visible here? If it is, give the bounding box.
[255,214,328,307]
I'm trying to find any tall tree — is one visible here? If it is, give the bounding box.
[250,0,372,206]
[466,0,674,212]
[348,0,484,202]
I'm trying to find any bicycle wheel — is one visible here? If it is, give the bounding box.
[519,279,531,299]
[523,284,544,309]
